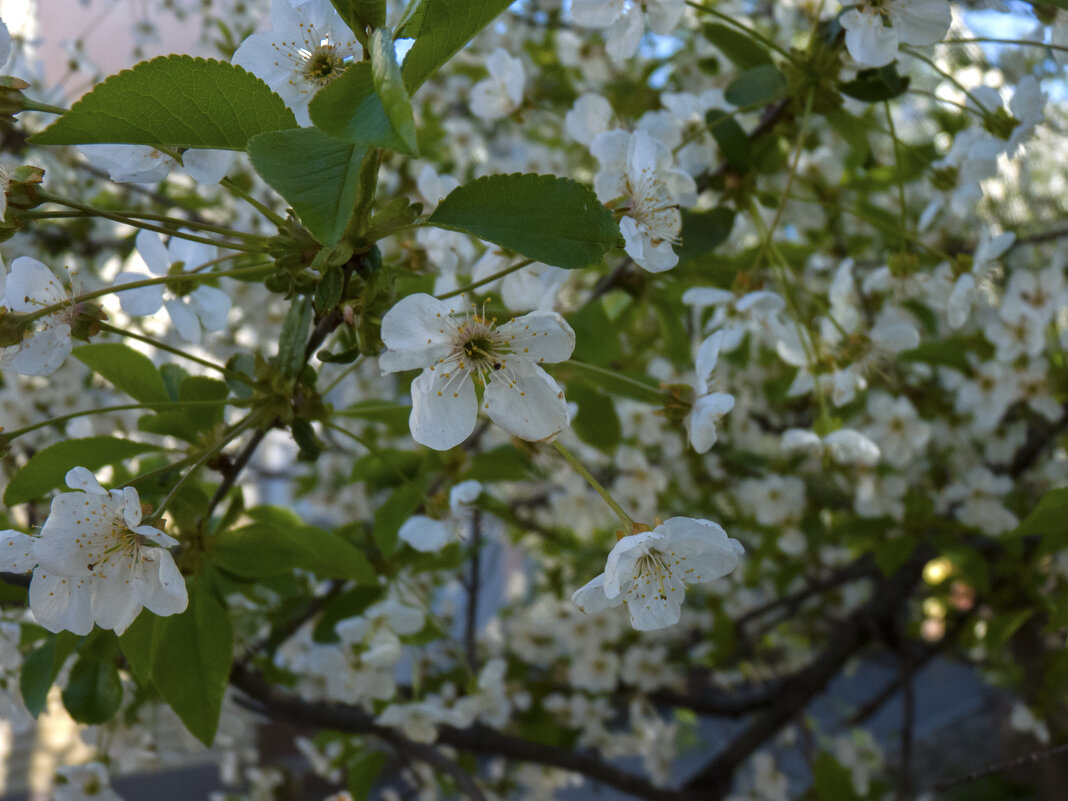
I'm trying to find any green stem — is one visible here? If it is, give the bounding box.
[150,412,263,521]
[24,263,272,324]
[941,37,1068,56]
[97,322,257,386]
[22,97,69,116]
[566,360,666,402]
[553,441,635,531]
[908,88,982,118]
[220,178,288,229]
[36,191,266,252]
[2,399,241,442]
[24,209,266,244]
[322,420,436,507]
[900,47,992,114]
[684,1,798,64]
[321,357,366,396]
[436,259,534,300]
[884,100,910,254]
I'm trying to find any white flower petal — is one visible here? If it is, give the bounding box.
[135,229,171,276]
[571,573,623,614]
[190,285,231,332]
[114,271,165,317]
[0,530,37,573]
[65,466,108,495]
[182,148,237,185]
[409,367,478,450]
[399,515,453,552]
[29,572,94,635]
[164,298,203,343]
[483,363,569,442]
[495,311,575,364]
[6,257,65,311]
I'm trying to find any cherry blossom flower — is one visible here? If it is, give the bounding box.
[232,0,359,126]
[0,256,73,376]
[114,229,230,344]
[687,330,735,454]
[470,48,525,121]
[572,517,743,630]
[841,0,951,68]
[378,293,575,450]
[591,129,695,273]
[79,144,236,185]
[0,468,187,636]
[571,0,686,63]
[398,479,482,552]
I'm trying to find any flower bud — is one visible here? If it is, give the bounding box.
[0,76,30,123]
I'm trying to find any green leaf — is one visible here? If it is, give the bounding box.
[567,301,622,365]
[330,0,386,40]
[460,446,533,482]
[874,537,915,576]
[139,375,229,443]
[151,574,233,746]
[371,29,418,155]
[812,752,860,801]
[724,64,787,107]
[678,207,736,263]
[705,110,751,171]
[985,608,1034,649]
[315,266,345,314]
[428,174,619,269]
[308,62,417,155]
[374,483,422,556]
[348,750,389,800]
[840,65,911,103]
[4,437,162,505]
[20,632,80,717]
[568,383,621,452]
[400,0,514,91]
[248,127,367,245]
[899,340,971,374]
[74,343,169,403]
[62,657,122,725]
[212,521,377,583]
[31,55,296,149]
[701,23,773,69]
[118,612,158,686]
[1016,488,1068,556]
[276,295,313,379]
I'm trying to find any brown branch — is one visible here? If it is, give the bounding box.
[230,662,680,801]
[464,509,482,674]
[931,741,1068,792]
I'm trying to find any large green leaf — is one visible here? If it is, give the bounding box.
[701,23,773,69]
[211,519,376,582]
[1016,488,1068,556]
[329,0,386,41]
[62,657,123,725]
[725,64,787,107]
[399,0,514,91]
[20,632,80,717]
[4,437,162,505]
[31,55,296,149]
[248,127,366,245]
[151,574,233,746]
[74,343,169,403]
[427,174,620,269]
[308,60,417,155]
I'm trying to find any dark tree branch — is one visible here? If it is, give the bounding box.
[464,509,482,674]
[932,741,1068,792]
[230,662,680,801]
[735,554,877,628]
[681,547,932,800]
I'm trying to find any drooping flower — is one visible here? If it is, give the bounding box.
[0,467,188,636]
[686,330,735,454]
[379,293,575,450]
[572,517,743,631]
[232,0,359,126]
[591,129,696,273]
[0,256,73,376]
[114,229,230,344]
[841,0,952,68]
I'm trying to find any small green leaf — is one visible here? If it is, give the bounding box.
[309,62,416,155]
[899,340,971,374]
[3,437,162,505]
[118,613,158,686]
[400,0,514,91]
[74,343,169,403]
[329,0,386,40]
[840,65,911,103]
[31,55,296,148]
[725,64,787,107]
[428,174,619,269]
[21,632,80,717]
[62,657,122,725]
[151,574,233,746]
[678,207,736,263]
[568,384,621,452]
[374,484,422,556]
[348,750,389,800]
[705,109,751,171]
[1016,488,1068,556]
[315,266,345,314]
[276,295,313,379]
[701,23,773,69]
[248,127,367,245]
[371,28,418,155]
[812,752,860,801]
[212,521,377,583]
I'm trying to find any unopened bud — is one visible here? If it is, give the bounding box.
[70,300,107,341]
[0,308,28,347]
[0,77,30,123]
[6,164,45,211]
